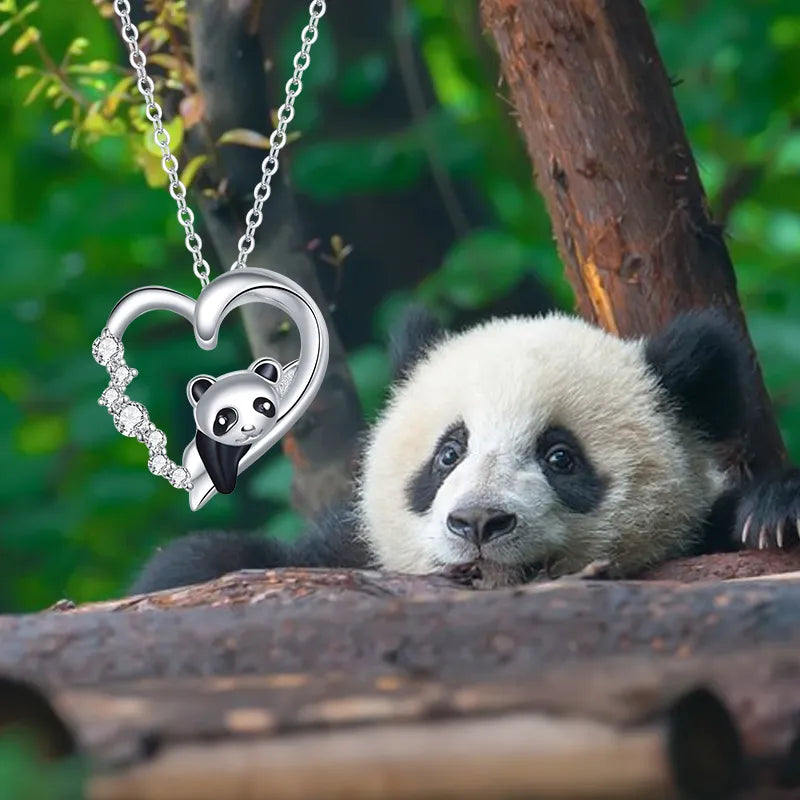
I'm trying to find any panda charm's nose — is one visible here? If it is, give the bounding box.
[446,506,517,545]
[241,424,256,433]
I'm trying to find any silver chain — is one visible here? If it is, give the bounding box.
[111,0,326,288]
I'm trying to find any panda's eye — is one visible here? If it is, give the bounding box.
[544,445,575,474]
[435,440,465,472]
[253,397,276,418]
[213,407,238,437]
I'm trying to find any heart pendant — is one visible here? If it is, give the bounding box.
[91,268,329,511]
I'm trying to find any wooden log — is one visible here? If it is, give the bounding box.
[80,711,696,800]
[3,565,799,796]
[479,0,786,478]
[1,570,798,699]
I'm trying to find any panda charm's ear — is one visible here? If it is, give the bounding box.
[250,357,282,384]
[187,375,216,407]
[389,304,446,382]
[644,309,751,442]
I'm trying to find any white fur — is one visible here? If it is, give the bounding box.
[356,313,726,582]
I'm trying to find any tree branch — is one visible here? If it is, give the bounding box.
[184,0,363,514]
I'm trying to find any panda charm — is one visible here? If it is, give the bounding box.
[188,358,285,495]
[91,268,329,511]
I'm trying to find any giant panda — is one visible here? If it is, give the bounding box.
[129,306,800,594]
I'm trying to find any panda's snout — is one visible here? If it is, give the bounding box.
[446,506,518,545]
[241,424,256,433]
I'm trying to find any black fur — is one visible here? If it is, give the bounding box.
[405,421,469,514]
[389,304,445,382]
[534,426,608,513]
[644,309,750,442]
[735,467,800,550]
[644,310,800,554]
[195,430,250,495]
[129,505,371,595]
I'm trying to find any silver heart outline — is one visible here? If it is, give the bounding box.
[105,268,329,511]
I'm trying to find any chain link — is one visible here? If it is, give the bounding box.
[233,0,325,270]
[110,0,326,286]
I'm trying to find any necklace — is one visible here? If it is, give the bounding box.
[91,0,329,511]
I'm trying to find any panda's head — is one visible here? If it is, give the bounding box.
[358,308,748,584]
[187,357,282,447]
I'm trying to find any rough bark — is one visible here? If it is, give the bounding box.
[182,0,363,515]
[479,0,787,478]
[1,565,799,796]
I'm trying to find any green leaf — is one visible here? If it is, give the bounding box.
[217,127,271,149]
[180,153,208,188]
[22,74,49,105]
[15,414,67,456]
[142,113,184,157]
[248,455,293,502]
[419,229,535,310]
[11,24,38,54]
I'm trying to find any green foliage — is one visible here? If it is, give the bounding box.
[0,731,86,800]
[0,0,798,612]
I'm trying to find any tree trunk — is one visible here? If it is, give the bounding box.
[479,0,787,478]
[183,0,364,515]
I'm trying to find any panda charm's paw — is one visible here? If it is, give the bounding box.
[737,468,800,550]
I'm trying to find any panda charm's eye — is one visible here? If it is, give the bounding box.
[544,445,575,474]
[253,397,276,418]
[435,440,465,472]
[213,407,238,437]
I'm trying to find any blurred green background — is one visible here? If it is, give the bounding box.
[0,0,798,613]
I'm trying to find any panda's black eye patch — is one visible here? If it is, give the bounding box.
[535,426,606,513]
[253,397,276,418]
[213,407,238,437]
[406,421,469,515]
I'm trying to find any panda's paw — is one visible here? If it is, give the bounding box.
[737,468,800,550]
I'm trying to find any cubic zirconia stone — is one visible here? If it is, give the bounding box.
[169,467,190,488]
[99,387,121,408]
[92,334,121,366]
[148,453,169,476]
[112,366,133,386]
[114,402,147,437]
[145,429,166,450]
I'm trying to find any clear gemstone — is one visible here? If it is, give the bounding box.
[145,429,166,450]
[99,387,121,408]
[148,453,169,476]
[112,366,133,386]
[114,402,147,437]
[92,333,122,366]
[169,467,190,488]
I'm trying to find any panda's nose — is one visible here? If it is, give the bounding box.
[446,506,517,545]
[241,424,256,433]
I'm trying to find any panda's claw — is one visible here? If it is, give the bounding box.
[760,526,769,549]
[740,514,752,545]
[735,468,800,552]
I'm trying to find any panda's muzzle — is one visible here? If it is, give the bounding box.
[446,506,518,546]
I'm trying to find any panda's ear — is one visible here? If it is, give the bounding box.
[251,357,282,384]
[644,309,752,442]
[187,375,215,407]
[389,304,446,382]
